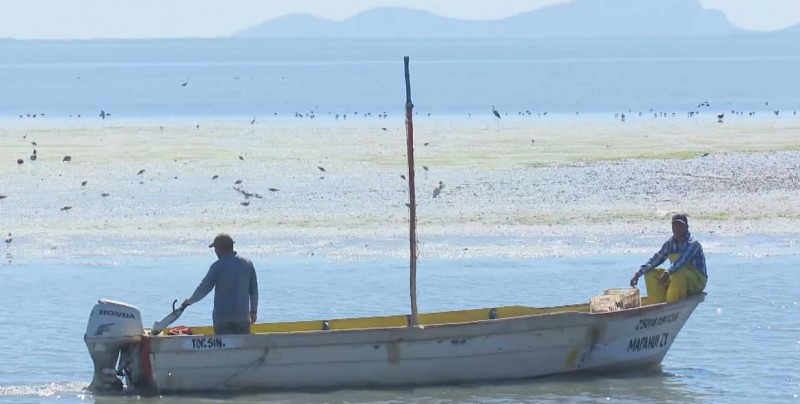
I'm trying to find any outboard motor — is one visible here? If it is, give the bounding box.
[84,299,144,392]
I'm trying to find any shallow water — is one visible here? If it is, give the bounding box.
[0,252,798,403]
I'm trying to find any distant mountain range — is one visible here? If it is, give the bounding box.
[235,0,799,39]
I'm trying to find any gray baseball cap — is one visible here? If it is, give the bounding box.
[208,233,234,248]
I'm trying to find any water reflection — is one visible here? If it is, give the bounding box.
[86,366,705,404]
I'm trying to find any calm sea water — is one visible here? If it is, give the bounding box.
[0,37,798,119]
[0,252,798,403]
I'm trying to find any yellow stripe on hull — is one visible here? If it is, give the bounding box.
[167,297,656,336]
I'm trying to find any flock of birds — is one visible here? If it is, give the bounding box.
[4,95,796,256]
[11,79,795,125]
[15,103,796,133]
[2,124,450,253]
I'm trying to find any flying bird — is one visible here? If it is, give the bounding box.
[137,169,145,175]
[317,166,326,172]
[99,110,107,120]
[181,79,189,87]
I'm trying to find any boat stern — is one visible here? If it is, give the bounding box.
[84,299,144,393]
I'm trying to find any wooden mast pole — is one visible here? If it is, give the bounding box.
[403,56,420,328]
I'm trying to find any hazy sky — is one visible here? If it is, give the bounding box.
[1,0,798,39]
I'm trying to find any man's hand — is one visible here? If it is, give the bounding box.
[658,271,670,286]
[630,272,640,288]
[249,312,257,324]
[180,299,190,310]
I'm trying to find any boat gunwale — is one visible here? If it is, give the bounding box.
[145,293,705,349]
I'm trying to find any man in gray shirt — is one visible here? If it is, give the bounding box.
[182,233,259,335]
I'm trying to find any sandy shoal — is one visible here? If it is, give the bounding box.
[1,114,799,259]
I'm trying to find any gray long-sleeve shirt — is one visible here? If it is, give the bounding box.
[186,251,258,322]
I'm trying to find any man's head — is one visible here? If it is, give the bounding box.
[209,233,234,256]
[671,213,689,241]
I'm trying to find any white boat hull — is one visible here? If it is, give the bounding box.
[126,294,703,393]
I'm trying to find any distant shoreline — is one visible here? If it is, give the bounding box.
[1,110,797,127]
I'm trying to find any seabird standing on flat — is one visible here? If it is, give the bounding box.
[432,181,444,198]
[492,106,501,120]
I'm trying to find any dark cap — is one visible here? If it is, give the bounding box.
[208,233,234,248]
[671,213,688,226]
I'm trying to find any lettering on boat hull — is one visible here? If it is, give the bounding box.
[634,311,680,330]
[184,337,241,350]
[627,332,669,353]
